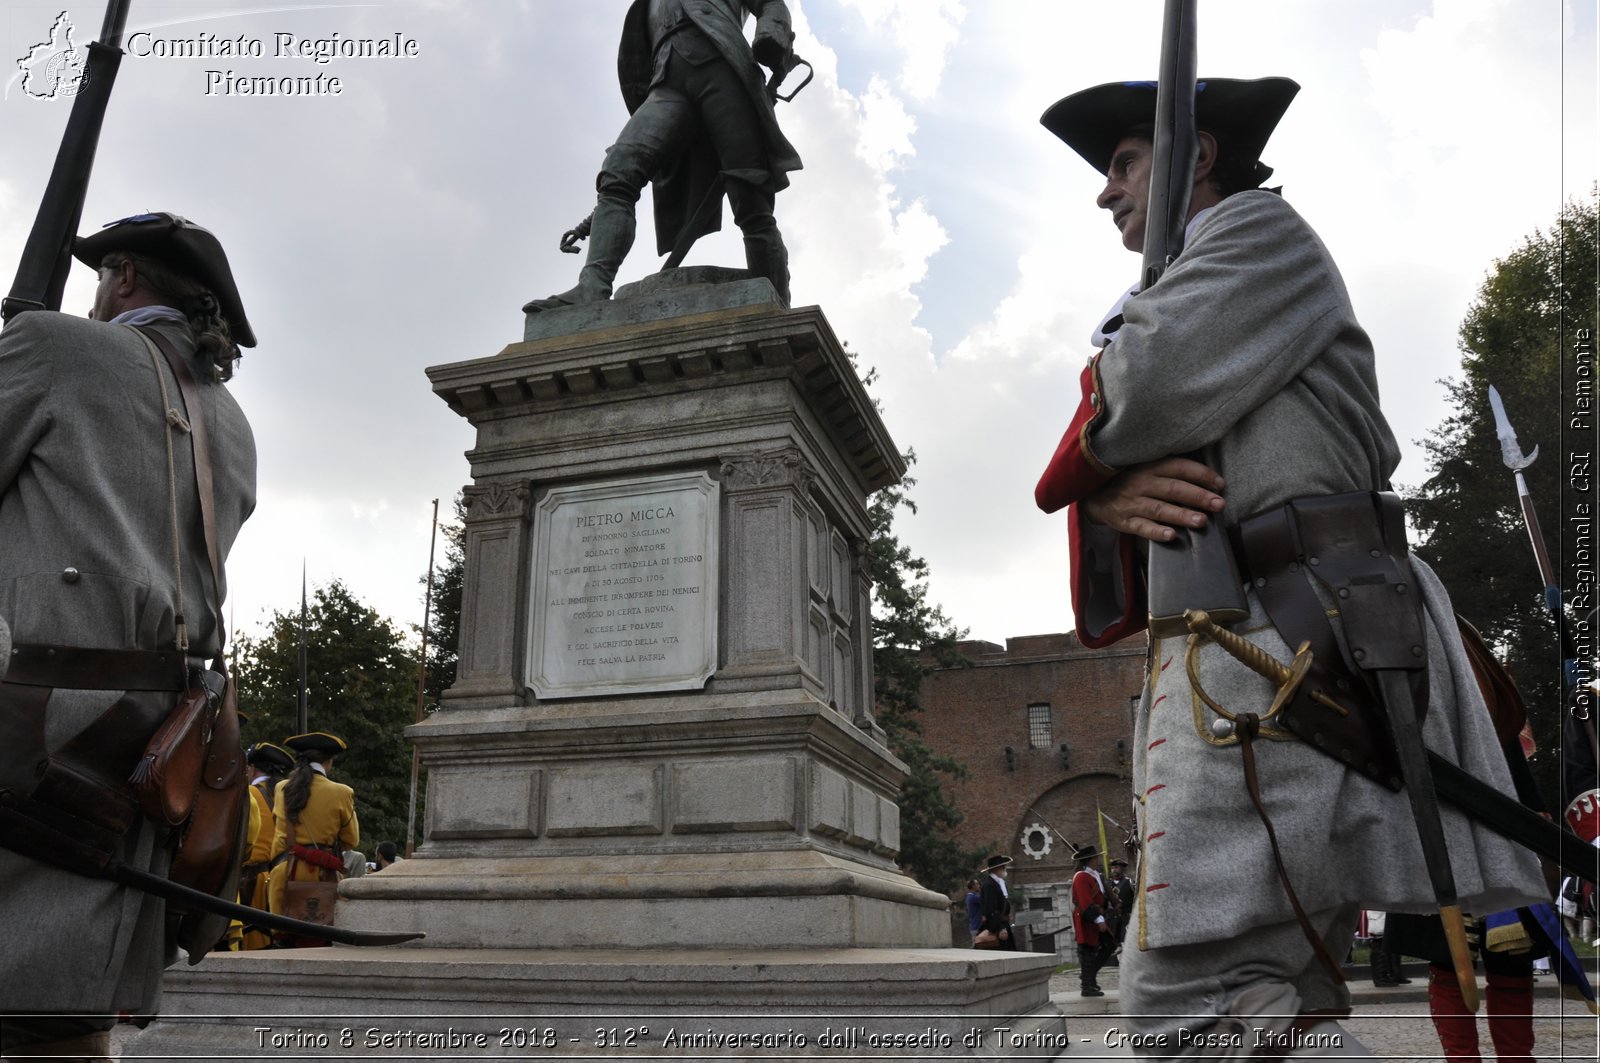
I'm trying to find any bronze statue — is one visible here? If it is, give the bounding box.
[525,0,804,313]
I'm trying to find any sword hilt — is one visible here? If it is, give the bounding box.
[1186,609,1350,720]
[1190,611,1481,1011]
[557,210,593,254]
[1186,610,1292,682]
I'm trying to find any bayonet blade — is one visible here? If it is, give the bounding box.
[1488,385,1538,471]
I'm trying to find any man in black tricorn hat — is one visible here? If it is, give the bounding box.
[1030,80,1543,1055]
[0,212,256,1058]
[977,854,1016,951]
[1070,844,1111,997]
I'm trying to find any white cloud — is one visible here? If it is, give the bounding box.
[835,0,965,100]
[855,75,917,172]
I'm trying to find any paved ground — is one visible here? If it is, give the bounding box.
[1050,964,1599,1061]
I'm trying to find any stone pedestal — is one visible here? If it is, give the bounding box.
[130,274,1063,1058]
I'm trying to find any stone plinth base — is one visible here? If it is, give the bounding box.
[338,851,951,950]
[523,270,777,342]
[129,948,1066,1060]
[366,690,951,950]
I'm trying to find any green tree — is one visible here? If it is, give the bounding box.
[235,579,419,847]
[868,456,986,893]
[1404,192,1597,806]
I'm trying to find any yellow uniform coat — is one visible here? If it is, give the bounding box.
[239,782,276,949]
[267,771,358,915]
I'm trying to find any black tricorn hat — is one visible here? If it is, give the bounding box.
[245,741,295,774]
[1040,77,1300,181]
[285,731,348,758]
[985,854,1013,870]
[73,212,256,347]
[1073,843,1102,863]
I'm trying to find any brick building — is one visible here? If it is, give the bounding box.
[919,632,1147,946]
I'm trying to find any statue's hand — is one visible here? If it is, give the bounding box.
[752,29,792,72]
[558,210,594,254]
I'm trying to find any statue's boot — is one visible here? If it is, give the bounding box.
[524,200,636,313]
[742,228,790,308]
[726,177,789,308]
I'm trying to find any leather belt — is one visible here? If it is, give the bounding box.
[5,643,188,692]
[1223,491,1424,791]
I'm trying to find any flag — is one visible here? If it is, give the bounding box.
[1097,800,1112,877]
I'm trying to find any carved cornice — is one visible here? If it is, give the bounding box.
[462,481,531,521]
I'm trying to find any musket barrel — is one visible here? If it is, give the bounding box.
[99,0,133,48]
[2,1,136,322]
[1142,0,1199,290]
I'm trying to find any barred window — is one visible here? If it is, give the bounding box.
[1027,703,1052,749]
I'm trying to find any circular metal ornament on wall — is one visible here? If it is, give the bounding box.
[1020,822,1053,860]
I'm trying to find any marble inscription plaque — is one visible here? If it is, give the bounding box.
[528,472,718,698]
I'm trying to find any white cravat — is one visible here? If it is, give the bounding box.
[1092,205,1219,348]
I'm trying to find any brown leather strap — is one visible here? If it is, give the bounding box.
[283,812,300,882]
[1232,497,1416,792]
[4,643,186,691]
[135,326,225,659]
[282,814,341,882]
[1236,712,1347,989]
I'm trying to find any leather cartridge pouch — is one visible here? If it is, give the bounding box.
[128,670,218,826]
[282,868,339,928]
[280,819,340,927]
[1232,491,1428,791]
[166,666,248,962]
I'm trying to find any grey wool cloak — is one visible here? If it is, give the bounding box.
[1082,190,1545,950]
[0,311,255,1013]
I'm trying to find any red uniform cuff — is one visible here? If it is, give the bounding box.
[1035,359,1116,513]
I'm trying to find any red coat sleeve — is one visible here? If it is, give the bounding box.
[1037,355,1147,647]
[1071,869,1106,945]
[1034,358,1116,513]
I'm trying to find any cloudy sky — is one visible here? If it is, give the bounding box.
[1,0,1594,652]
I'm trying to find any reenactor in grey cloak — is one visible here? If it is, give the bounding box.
[1033,79,1546,1056]
[525,0,802,312]
[0,214,256,1059]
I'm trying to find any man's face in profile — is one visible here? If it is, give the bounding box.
[1096,136,1154,254]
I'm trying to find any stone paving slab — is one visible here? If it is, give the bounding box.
[1047,965,1598,1060]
